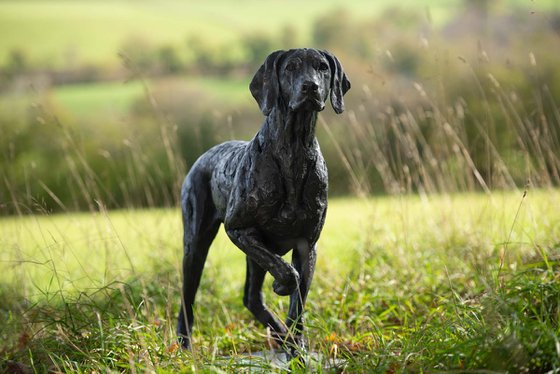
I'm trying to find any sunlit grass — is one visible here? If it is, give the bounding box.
[0,198,367,298]
[2,191,559,371]
[52,81,144,118]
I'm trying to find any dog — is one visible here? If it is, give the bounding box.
[177,48,350,355]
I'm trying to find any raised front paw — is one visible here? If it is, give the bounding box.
[272,267,300,296]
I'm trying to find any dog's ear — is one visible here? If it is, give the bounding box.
[321,50,351,114]
[250,50,286,116]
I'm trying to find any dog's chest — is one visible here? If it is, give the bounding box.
[251,151,327,238]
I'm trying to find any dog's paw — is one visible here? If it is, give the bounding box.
[281,335,307,366]
[272,269,299,296]
[177,334,191,350]
[272,280,295,296]
[286,347,307,368]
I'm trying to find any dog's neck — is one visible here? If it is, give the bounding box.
[256,107,319,208]
[258,107,318,153]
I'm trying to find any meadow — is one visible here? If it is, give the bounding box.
[2,1,560,372]
[50,77,251,118]
[2,190,559,372]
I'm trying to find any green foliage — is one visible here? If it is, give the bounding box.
[241,33,275,71]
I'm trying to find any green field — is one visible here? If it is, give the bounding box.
[0,75,252,124]
[52,80,145,118]
[2,191,559,371]
[2,0,558,68]
[50,76,252,119]
[0,0,445,67]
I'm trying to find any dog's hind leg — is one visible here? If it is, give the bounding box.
[177,173,220,349]
[243,258,288,343]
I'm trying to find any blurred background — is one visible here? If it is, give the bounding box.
[1,0,559,214]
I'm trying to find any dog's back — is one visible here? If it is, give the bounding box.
[181,140,247,224]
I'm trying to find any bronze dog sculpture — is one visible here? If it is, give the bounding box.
[177,48,350,355]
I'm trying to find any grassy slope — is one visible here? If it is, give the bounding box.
[0,0,455,66]
[3,0,558,67]
[1,191,559,371]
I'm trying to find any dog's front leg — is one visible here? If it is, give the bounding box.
[286,242,317,354]
[243,257,289,343]
[226,227,300,296]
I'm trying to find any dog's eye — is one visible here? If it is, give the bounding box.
[318,62,329,71]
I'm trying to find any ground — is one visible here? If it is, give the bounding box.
[1,191,559,372]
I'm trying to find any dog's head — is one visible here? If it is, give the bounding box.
[250,48,351,116]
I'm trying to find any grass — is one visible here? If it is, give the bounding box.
[52,81,145,118]
[1,191,559,372]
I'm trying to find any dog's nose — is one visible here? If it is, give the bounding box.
[302,81,318,94]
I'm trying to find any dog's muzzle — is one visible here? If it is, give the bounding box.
[290,80,326,112]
